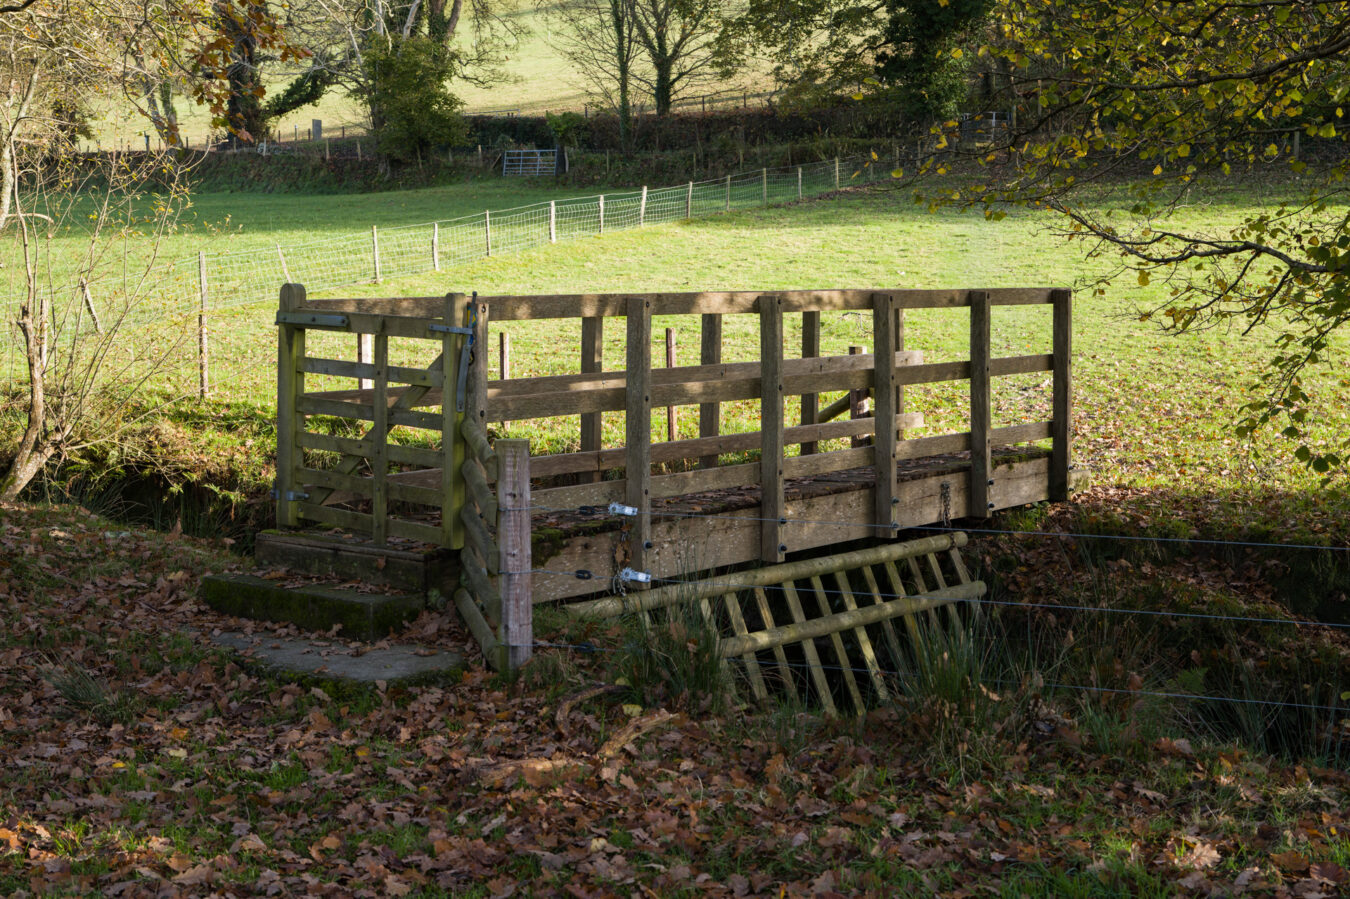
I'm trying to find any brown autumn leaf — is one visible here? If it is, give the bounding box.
[1272,850,1311,874]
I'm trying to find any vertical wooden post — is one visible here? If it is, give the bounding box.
[638,186,648,226]
[834,157,840,190]
[470,296,490,427]
[196,253,208,399]
[625,297,653,576]
[497,438,533,670]
[969,290,992,518]
[725,174,731,212]
[581,316,604,481]
[499,331,511,380]
[800,310,820,455]
[371,330,390,547]
[432,222,441,271]
[371,226,381,283]
[685,181,693,218]
[276,284,306,528]
[872,293,899,537]
[598,195,605,234]
[484,210,493,256]
[895,307,907,441]
[699,313,722,468]
[1050,288,1073,501]
[357,332,374,391]
[549,200,557,243]
[665,327,677,441]
[796,166,802,200]
[276,244,291,282]
[760,295,785,563]
[848,345,867,447]
[441,294,469,549]
[761,168,768,205]
[79,278,102,333]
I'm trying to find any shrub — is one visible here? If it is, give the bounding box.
[357,36,468,163]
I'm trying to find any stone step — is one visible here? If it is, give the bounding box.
[199,574,425,642]
[209,631,463,685]
[253,530,457,594]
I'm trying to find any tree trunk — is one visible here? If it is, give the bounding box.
[653,58,673,115]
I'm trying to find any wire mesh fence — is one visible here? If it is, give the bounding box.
[1,154,889,394]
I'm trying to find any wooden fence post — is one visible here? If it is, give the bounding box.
[639,186,648,226]
[685,181,693,218]
[499,331,511,380]
[969,290,992,517]
[665,327,677,441]
[549,200,557,243]
[834,157,840,190]
[872,293,898,536]
[441,293,469,549]
[800,310,820,455]
[581,316,604,481]
[371,226,381,283]
[371,330,390,547]
[1051,288,1073,501]
[471,296,490,427]
[276,283,306,528]
[699,313,722,469]
[725,174,731,212]
[598,195,605,234]
[484,210,493,256]
[848,345,867,447]
[196,253,208,398]
[497,438,533,670]
[79,278,102,333]
[432,222,440,272]
[760,295,785,563]
[625,296,653,576]
[761,168,768,205]
[796,166,802,200]
[357,331,374,391]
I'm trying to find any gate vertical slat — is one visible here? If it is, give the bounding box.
[859,564,907,669]
[808,574,864,711]
[872,293,898,535]
[781,582,836,716]
[371,331,389,546]
[698,313,722,469]
[625,296,652,574]
[969,290,992,517]
[800,310,820,456]
[1051,288,1073,501]
[276,283,306,528]
[722,592,769,702]
[760,295,785,563]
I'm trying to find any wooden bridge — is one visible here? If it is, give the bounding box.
[259,285,1076,671]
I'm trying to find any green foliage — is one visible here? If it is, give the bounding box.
[613,599,730,712]
[875,0,994,121]
[545,111,588,149]
[357,36,468,163]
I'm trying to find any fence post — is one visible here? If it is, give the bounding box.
[442,293,469,550]
[499,331,511,379]
[725,174,731,212]
[625,296,653,577]
[872,293,898,536]
[762,168,768,205]
[79,278,102,334]
[357,331,374,391]
[598,194,605,234]
[276,244,291,282]
[800,310,819,455]
[581,316,604,481]
[196,253,208,398]
[796,167,802,200]
[834,157,840,190]
[969,290,992,518]
[699,313,721,468]
[484,210,493,256]
[760,294,785,563]
[639,186,648,226]
[276,283,306,528]
[497,438,532,670]
[549,200,557,243]
[848,345,867,447]
[371,331,390,547]
[685,181,693,219]
[371,226,381,283]
[432,222,440,271]
[665,327,678,441]
[1050,288,1073,501]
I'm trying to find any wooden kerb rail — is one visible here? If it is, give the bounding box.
[273,285,1075,670]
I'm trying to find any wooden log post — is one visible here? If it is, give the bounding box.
[78,278,101,333]
[484,210,493,256]
[598,195,605,234]
[432,222,441,271]
[699,313,722,468]
[685,181,693,218]
[357,332,374,391]
[497,438,533,670]
[665,327,678,441]
[625,297,653,576]
[441,293,470,549]
[196,253,208,398]
[760,295,785,563]
[371,226,381,283]
[761,168,768,205]
[638,186,648,226]
[969,290,992,518]
[796,166,803,200]
[834,157,840,190]
[872,293,899,537]
[549,200,557,243]
[725,174,731,212]
[371,330,390,547]
[895,307,907,441]
[1050,288,1073,501]
[580,316,604,482]
[800,310,820,455]
[470,296,491,428]
[276,283,306,528]
[499,330,511,380]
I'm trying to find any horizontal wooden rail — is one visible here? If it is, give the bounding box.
[307,287,1061,321]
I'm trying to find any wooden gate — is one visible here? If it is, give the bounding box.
[568,533,984,716]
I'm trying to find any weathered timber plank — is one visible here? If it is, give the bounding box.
[969,290,991,518]
[625,296,652,574]
[761,295,785,563]
[1051,288,1073,501]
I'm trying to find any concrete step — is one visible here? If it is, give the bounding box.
[209,631,463,685]
[199,574,425,641]
[253,530,457,594]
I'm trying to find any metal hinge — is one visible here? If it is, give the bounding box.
[429,298,478,414]
[276,312,349,330]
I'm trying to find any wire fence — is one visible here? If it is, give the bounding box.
[0,154,889,392]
